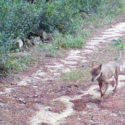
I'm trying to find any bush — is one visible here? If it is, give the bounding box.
[0,0,39,70]
[38,0,81,33]
[70,0,101,13]
[0,0,125,72]
[0,0,39,39]
[37,0,102,33]
[53,30,89,48]
[97,0,125,16]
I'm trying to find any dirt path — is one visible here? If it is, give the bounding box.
[1,22,125,125]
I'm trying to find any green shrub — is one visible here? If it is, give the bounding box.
[0,0,39,39]
[0,0,125,73]
[61,69,85,82]
[4,54,36,72]
[97,0,125,16]
[38,0,81,33]
[0,0,39,51]
[53,30,89,48]
[112,39,125,49]
[70,0,101,13]
[0,0,39,70]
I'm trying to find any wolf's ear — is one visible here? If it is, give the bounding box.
[98,64,102,69]
[91,61,97,67]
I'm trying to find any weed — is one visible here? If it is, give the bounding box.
[61,69,90,83]
[62,70,83,82]
[112,39,125,49]
[3,53,36,72]
[53,30,90,49]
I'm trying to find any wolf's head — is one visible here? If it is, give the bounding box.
[90,64,102,82]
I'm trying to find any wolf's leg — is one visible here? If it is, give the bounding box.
[103,82,108,95]
[99,82,103,97]
[114,69,118,91]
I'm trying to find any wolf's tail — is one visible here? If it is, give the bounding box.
[114,50,122,61]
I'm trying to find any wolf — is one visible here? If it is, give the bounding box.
[90,61,120,97]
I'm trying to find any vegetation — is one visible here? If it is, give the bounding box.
[61,68,90,82]
[112,39,125,49]
[62,70,84,82]
[0,0,125,72]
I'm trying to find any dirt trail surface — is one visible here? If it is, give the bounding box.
[1,22,125,125]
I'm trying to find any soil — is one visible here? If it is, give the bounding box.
[1,15,125,125]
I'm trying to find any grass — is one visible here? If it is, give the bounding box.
[61,68,90,83]
[53,30,90,49]
[112,39,125,49]
[88,39,125,66]
[62,70,83,82]
[4,53,37,72]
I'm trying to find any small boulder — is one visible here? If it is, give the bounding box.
[42,32,53,40]
[22,38,33,46]
[17,39,23,49]
[30,36,42,45]
[42,31,48,40]
[47,33,53,41]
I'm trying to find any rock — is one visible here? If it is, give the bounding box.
[22,38,33,46]
[10,39,23,49]
[46,33,53,40]
[23,37,42,46]
[28,30,53,43]
[17,39,23,49]
[18,98,26,104]
[42,31,53,42]
[31,36,42,45]
[43,40,52,43]
[81,12,89,18]
[42,31,48,40]
[34,30,44,38]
